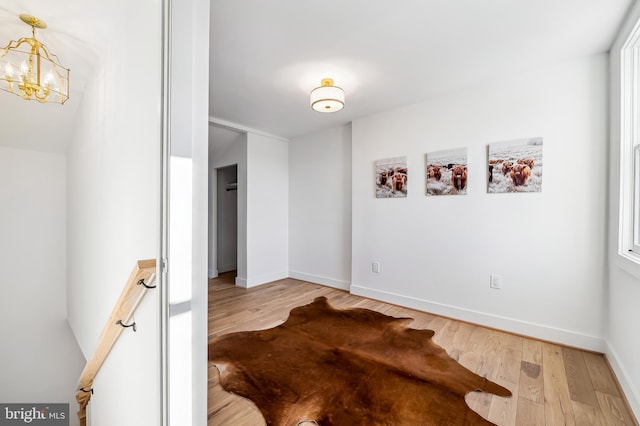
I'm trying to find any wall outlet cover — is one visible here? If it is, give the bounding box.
[490,274,502,289]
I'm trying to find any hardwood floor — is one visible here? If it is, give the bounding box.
[208,273,638,425]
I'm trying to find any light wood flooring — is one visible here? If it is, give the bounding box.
[208,272,638,425]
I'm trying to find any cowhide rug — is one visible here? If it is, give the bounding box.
[209,296,511,425]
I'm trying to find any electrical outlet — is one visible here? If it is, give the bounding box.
[490,274,502,289]
[372,261,380,273]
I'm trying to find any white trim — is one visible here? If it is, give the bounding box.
[616,4,640,272]
[209,116,290,142]
[245,272,289,288]
[633,143,640,253]
[234,272,289,289]
[208,269,218,279]
[289,270,351,291]
[616,250,640,281]
[350,284,605,352]
[605,340,640,421]
[158,0,171,422]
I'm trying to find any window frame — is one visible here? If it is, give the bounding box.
[618,15,640,275]
[634,144,640,253]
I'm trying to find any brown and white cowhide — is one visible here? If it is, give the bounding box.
[209,296,511,425]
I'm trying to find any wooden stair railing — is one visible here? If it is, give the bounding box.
[75,259,157,426]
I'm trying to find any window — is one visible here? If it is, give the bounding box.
[620,15,640,265]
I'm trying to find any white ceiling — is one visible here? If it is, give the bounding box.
[0,1,634,153]
[209,0,634,139]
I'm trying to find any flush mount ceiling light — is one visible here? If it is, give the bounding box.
[0,14,70,104]
[310,78,344,113]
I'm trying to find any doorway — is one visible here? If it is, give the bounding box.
[216,164,238,276]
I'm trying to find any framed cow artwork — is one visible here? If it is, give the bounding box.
[487,137,543,193]
[375,156,407,198]
[425,148,468,196]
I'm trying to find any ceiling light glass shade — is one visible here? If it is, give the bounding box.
[0,14,69,104]
[310,78,344,113]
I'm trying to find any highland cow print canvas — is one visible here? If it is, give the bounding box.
[376,157,408,198]
[425,148,468,196]
[487,137,543,193]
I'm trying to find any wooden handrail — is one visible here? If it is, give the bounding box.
[75,259,157,426]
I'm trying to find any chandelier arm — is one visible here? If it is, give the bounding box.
[1,37,33,52]
[35,92,49,103]
[2,37,65,69]
[34,44,68,69]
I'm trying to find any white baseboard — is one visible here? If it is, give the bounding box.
[289,270,351,291]
[245,271,289,288]
[208,268,218,279]
[235,272,288,288]
[605,341,640,421]
[350,284,605,352]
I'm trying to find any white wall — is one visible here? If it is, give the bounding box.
[209,125,247,281]
[607,1,640,418]
[65,0,162,423]
[246,133,290,287]
[90,284,159,426]
[289,124,352,290]
[168,156,193,425]
[167,0,210,423]
[208,126,289,288]
[351,54,608,351]
[0,147,84,426]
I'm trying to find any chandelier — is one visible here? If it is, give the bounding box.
[310,78,344,113]
[0,14,70,104]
